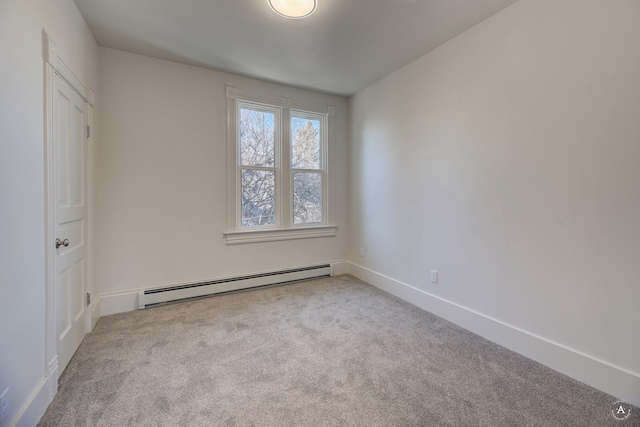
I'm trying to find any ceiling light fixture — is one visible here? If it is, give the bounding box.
[268,0,317,19]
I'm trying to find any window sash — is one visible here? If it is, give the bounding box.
[240,167,277,227]
[289,110,327,227]
[237,101,281,229]
[292,171,324,225]
[290,112,323,171]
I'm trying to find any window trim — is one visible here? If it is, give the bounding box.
[225,86,336,244]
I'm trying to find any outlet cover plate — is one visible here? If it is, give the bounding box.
[430,270,438,284]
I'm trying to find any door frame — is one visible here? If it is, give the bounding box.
[42,31,96,397]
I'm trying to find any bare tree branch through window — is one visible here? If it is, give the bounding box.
[237,102,326,228]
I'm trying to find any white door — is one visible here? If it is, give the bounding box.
[53,73,88,377]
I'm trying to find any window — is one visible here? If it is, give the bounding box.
[291,112,324,225]
[239,105,278,227]
[225,87,336,244]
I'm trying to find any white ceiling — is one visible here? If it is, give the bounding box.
[73,0,519,96]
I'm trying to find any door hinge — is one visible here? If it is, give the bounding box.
[86,125,90,138]
[86,292,91,306]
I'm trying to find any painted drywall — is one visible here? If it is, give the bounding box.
[0,0,99,425]
[349,0,639,403]
[96,48,349,309]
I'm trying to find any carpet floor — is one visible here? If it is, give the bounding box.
[38,275,638,426]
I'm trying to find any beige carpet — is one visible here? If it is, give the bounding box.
[38,275,637,426]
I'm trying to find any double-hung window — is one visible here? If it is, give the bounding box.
[225,87,336,244]
[291,111,325,225]
[238,103,279,227]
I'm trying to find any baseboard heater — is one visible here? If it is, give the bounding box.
[138,263,333,309]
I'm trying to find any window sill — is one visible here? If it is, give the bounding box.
[224,225,337,245]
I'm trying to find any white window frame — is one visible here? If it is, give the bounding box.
[224,86,336,245]
[236,100,281,229]
[290,108,327,227]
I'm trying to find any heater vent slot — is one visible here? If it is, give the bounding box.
[138,264,332,309]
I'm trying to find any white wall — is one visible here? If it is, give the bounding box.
[349,0,640,405]
[3,0,637,422]
[0,0,98,425]
[96,48,349,312]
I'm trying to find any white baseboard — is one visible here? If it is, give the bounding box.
[332,260,349,276]
[100,290,140,316]
[90,297,101,330]
[12,374,56,427]
[348,262,640,407]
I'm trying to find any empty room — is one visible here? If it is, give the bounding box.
[1,0,639,425]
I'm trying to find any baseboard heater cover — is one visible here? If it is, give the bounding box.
[138,264,333,309]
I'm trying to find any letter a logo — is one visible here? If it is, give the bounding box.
[610,401,632,421]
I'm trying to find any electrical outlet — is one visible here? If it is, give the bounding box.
[0,388,9,424]
[359,247,364,257]
[430,270,438,284]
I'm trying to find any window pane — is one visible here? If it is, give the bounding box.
[293,172,322,224]
[240,108,275,167]
[242,169,275,226]
[291,116,320,170]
